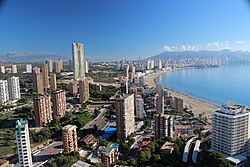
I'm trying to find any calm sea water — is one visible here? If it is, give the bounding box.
[156,64,250,106]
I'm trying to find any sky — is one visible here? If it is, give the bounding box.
[1,0,250,61]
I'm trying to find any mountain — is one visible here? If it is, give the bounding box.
[0,52,67,63]
[149,49,250,62]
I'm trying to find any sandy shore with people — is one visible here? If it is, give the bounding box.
[144,70,218,116]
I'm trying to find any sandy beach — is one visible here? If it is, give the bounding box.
[144,70,218,116]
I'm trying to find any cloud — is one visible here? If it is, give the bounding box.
[234,41,246,44]
[163,45,178,52]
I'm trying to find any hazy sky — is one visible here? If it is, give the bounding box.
[1,0,250,61]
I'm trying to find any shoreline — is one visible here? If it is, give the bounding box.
[144,69,218,116]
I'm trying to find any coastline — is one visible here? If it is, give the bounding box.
[144,69,218,116]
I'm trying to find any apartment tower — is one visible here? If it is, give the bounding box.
[116,94,135,142]
[50,73,57,90]
[51,89,66,117]
[8,76,21,100]
[33,95,53,127]
[32,67,43,94]
[79,78,89,103]
[16,119,33,167]
[62,125,78,153]
[0,80,9,104]
[154,114,173,139]
[72,43,85,80]
[42,63,49,89]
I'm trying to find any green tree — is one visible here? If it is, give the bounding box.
[197,151,232,167]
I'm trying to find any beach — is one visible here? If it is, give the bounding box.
[144,70,218,116]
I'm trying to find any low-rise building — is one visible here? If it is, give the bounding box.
[101,147,119,167]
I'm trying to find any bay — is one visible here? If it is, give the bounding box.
[155,64,250,106]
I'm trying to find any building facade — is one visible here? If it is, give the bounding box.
[33,95,53,127]
[51,89,66,117]
[26,64,32,73]
[62,125,78,153]
[7,76,21,100]
[72,43,85,80]
[154,114,173,139]
[50,73,57,90]
[16,119,33,167]
[116,94,135,142]
[101,147,119,167]
[0,80,9,104]
[12,65,17,73]
[212,104,250,157]
[32,67,44,94]
[42,63,49,89]
[79,78,89,103]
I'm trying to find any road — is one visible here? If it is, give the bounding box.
[33,141,63,167]
[83,108,107,129]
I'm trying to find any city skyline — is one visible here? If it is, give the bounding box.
[1,0,250,61]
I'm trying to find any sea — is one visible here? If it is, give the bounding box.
[155,63,250,107]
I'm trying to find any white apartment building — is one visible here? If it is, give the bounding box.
[0,80,9,104]
[136,96,146,120]
[212,104,250,157]
[8,76,21,100]
[0,65,5,73]
[26,64,32,73]
[12,65,17,73]
[16,119,33,167]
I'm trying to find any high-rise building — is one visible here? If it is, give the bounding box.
[132,66,136,74]
[85,59,89,74]
[26,64,32,73]
[68,81,78,96]
[72,43,85,80]
[62,125,78,153]
[33,95,52,127]
[174,97,183,112]
[158,60,162,70]
[51,89,66,117]
[0,66,5,74]
[50,73,57,90]
[150,60,155,69]
[156,83,164,97]
[156,94,164,114]
[45,59,53,73]
[68,59,73,71]
[79,78,89,103]
[32,67,43,94]
[146,60,151,70]
[154,114,173,139]
[42,63,49,89]
[12,65,17,73]
[16,119,33,167]
[0,80,9,104]
[136,96,146,120]
[8,76,21,100]
[212,104,250,157]
[54,59,63,73]
[101,147,119,167]
[116,94,135,142]
[123,64,129,78]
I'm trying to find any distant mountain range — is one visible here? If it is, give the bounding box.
[150,49,250,62]
[0,52,67,63]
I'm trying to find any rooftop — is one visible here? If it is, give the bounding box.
[215,104,250,116]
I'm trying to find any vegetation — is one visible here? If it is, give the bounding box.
[197,151,233,167]
[90,85,118,101]
[51,151,81,167]
[119,138,135,154]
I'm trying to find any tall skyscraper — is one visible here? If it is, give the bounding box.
[8,76,21,100]
[42,63,49,89]
[16,119,33,167]
[54,59,63,73]
[154,114,173,139]
[72,43,85,80]
[158,60,162,70]
[156,83,164,97]
[25,64,32,73]
[50,73,57,90]
[174,97,183,112]
[212,104,250,157]
[33,95,53,127]
[45,59,53,73]
[62,125,78,153]
[116,94,135,142]
[68,59,73,71]
[79,78,89,103]
[12,65,17,73]
[0,80,9,104]
[32,67,43,94]
[51,90,66,117]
